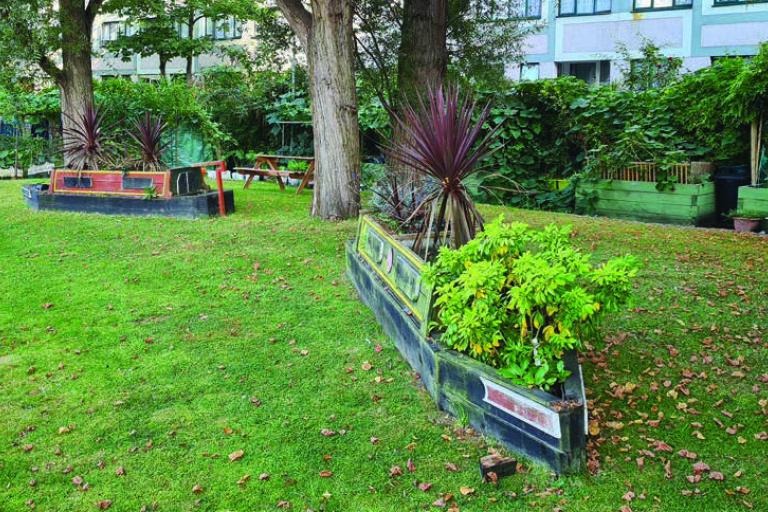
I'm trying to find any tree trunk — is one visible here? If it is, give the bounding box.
[396,0,447,101]
[159,55,168,79]
[186,13,195,84]
[58,0,96,168]
[306,0,360,219]
[276,0,360,219]
[386,0,447,207]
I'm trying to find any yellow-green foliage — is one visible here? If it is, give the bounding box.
[424,216,638,389]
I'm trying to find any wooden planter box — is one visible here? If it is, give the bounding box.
[576,180,716,226]
[738,185,768,229]
[346,216,587,473]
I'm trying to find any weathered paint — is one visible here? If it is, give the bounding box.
[346,217,588,473]
[51,170,171,198]
[355,216,434,328]
[576,180,717,225]
[23,184,234,219]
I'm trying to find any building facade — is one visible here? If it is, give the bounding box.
[508,0,768,82]
[91,14,260,80]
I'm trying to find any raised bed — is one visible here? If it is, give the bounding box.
[576,180,716,226]
[346,216,587,474]
[24,164,232,219]
[738,185,768,228]
[23,183,234,219]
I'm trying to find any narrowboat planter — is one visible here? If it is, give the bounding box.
[23,166,234,219]
[346,215,587,474]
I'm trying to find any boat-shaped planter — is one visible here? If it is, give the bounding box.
[346,215,587,473]
[23,166,234,219]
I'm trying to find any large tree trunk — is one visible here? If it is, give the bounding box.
[389,0,447,204]
[276,0,360,219]
[397,0,447,101]
[306,0,360,219]
[58,0,96,168]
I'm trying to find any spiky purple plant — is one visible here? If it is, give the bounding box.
[383,85,499,255]
[62,105,106,170]
[130,112,169,171]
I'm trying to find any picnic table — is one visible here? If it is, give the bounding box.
[234,154,315,195]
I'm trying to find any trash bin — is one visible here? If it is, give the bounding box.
[714,165,750,226]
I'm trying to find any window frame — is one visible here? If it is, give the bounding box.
[712,0,768,5]
[473,0,543,21]
[100,21,123,45]
[204,17,243,40]
[633,0,692,12]
[558,0,612,16]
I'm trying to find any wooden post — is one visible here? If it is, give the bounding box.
[751,120,759,186]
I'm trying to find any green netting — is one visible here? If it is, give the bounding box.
[163,126,214,168]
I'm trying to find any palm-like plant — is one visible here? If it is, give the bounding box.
[384,85,499,257]
[62,105,107,170]
[130,112,169,171]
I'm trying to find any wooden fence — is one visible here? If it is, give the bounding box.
[601,161,714,185]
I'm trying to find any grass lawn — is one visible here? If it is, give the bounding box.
[1,179,766,512]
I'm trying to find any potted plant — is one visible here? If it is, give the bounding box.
[347,86,639,473]
[728,208,766,232]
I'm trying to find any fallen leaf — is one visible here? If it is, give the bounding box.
[237,474,251,486]
[709,471,725,481]
[192,484,203,494]
[460,486,475,496]
[389,465,403,477]
[115,467,125,477]
[95,500,112,510]
[320,429,336,437]
[692,461,710,475]
[228,450,244,462]
[418,482,433,491]
[319,470,333,478]
[444,462,459,472]
[407,458,416,473]
[361,361,373,371]
[370,436,379,445]
[259,473,270,481]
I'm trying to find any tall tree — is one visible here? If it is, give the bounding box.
[397,0,447,101]
[104,0,260,84]
[275,0,360,220]
[0,0,104,164]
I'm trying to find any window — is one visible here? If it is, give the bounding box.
[473,0,542,19]
[520,63,540,81]
[559,0,611,15]
[204,17,243,40]
[558,61,611,84]
[634,0,691,10]
[100,22,123,45]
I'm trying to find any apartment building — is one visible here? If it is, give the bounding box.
[507,0,768,83]
[92,14,260,80]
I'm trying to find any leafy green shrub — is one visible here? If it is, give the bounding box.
[424,216,638,389]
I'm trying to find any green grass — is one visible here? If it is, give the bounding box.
[1,180,766,511]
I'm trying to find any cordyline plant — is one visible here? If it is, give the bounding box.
[384,85,499,257]
[130,112,169,171]
[62,105,108,170]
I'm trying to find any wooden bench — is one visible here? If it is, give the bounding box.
[234,154,315,195]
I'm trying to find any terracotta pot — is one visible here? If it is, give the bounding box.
[732,217,761,233]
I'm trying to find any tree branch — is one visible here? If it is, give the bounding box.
[86,0,105,22]
[38,54,63,84]
[275,0,311,49]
